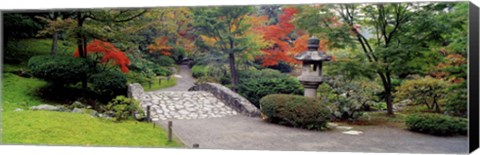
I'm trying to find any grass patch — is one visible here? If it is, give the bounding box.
[5,38,76,64]
[355,111,408,128]
[2,73,50,111]
[2,111,182,147]
[142,76,177,91]
[10,38,75,55]
[2,73,183,147]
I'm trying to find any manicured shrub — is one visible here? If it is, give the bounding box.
[238,69,303,107]
[28,55,94,86]
[152,56,175,66]
[192,65,208,78]
[106,96,144,121]
[260,94,330,130]
[89,70,128,97]
[405,113,467,136]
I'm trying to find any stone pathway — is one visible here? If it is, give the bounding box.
[144,65,238,121]
[154,65,195,92]
[142,91,238,121]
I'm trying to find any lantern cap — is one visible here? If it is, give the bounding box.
[294,36,332,61]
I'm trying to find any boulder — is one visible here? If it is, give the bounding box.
[71,108,84,113]
[70,101,86,109]
[31,104,63,111]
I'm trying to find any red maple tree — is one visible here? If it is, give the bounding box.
[73,39,130,73]
[257,7,329,66]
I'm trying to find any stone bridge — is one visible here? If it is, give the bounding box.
[128,82,260,121]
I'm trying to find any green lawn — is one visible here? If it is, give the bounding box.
[1,73,183,147]
[10,38,75,55]
[141,76,177,91]
[2,111,181,147]
[2,72,50,111]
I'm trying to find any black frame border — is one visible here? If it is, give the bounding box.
[469,1,479,153]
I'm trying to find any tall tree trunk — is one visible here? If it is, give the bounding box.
[76,12,88,90]
[51,31,58,55]
[228,53,238,92]
[433,97,441,113]
[378,71,394,116]
[385,86,394,115]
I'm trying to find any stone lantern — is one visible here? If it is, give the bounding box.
[294,36,332,98]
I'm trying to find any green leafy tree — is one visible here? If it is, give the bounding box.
[295,3,461,116]
[192,6,267,92]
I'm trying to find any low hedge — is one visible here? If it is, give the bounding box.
[405,113,467,136]
[260,94,330,130]
[192,65,208,78]
[28,55,94,85]
[238,69,303,107]
[152,66,173,76]
[89,70,128,98]
[152,56,175,66]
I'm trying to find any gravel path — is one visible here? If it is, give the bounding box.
[145,65,468,154]
[153,65,195,92]
[154,115,468,154]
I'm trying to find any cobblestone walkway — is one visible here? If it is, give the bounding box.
[141,91,238,121]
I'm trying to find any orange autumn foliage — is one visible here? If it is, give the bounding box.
[258,7,330,66]
[74,39,131,73]
[147,36,173,56]
[431,53,466,83]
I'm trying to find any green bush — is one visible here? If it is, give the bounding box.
[260,94,330,130]
[152,66,173,76]
[320,77,382,121]
[89,70,128,97]
[171,47,187,64]
[394,77,449,112]
[28,55,94,86]
[192,65,208,78]
[106,96,144,121]
[152,56,175,66]
[266,61,293,73]
[445,82,467,117]
[405,113,467,136]
[238,69,303,107]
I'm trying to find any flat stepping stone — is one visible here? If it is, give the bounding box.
[342,130,363,135]
[327,122,338,127]
[336,126,353,130]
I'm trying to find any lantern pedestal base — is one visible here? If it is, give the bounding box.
[300,81,322,98]
[304,88,318,98]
